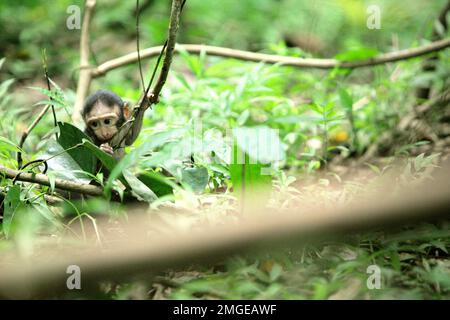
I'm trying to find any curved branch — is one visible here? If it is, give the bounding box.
[0,165,103,197]
[92,38,450,77]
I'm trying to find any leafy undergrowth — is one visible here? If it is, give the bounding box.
[102,153,449,300]
[160,224,449,300]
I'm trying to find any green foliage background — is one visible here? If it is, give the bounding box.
[0,0,449,299]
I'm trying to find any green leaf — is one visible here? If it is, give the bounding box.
[137,171,175,198]
[81,139,133,188]
[230,145,272,211]
[181,167,209,193]
[237,109,250,126]
[269,263,283,282]
[82,139,117,172]
[105,128,186,193]
[232,126,285,164]
[0,79,15,98]
[123,170,157,203]
[0,136,20,152]
[41,139,91,184]
[57,122,96,174]
[2,185,24,237]
[339,88,353,111]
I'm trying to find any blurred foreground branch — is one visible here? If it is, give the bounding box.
[0,163,449,298]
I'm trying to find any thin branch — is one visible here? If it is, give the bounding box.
[17,52,59,168]
[136,0,145,91]
[42,50,58,130]
[72,0,96,126]
[0,164,104,197]
[133,0,156,16]
[43,57,60,156]
[146,0,184,107]
[17,105,53,168]
[92,38,450,77]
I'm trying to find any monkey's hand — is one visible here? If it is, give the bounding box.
[100,143,114,156]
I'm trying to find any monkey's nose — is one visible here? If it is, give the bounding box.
[101,131,112,140]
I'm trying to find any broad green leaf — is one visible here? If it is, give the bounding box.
[230,145,272,212]
[57,122,96,174]
[85,135,179,200]
[28,86,68,110]
[82,139,117,172]
[232,126,285,164]
[123,169,157,203]
[137,171,176,198]
[105,128,186,193]
[181,167,209,193]
[40,139,91,184]
[81,139,135,189]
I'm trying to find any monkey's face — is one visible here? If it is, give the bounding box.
[84,103,121,143]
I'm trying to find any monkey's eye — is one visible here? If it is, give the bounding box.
[91,121,98,128]
[104,119,111,125]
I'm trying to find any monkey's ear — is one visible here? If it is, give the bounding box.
[123,102,131,120]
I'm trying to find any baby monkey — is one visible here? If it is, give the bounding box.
[82,90,145,159]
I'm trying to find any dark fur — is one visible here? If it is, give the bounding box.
[82,90,126,145]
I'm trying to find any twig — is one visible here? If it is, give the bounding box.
[0,164,104,197]
[143,0,185,108]
[91,38,450,77]
[136,0,145,91]
[12,159,48,185]
[17,52,59,168]
[17,105,53,168]
[42,50,58,131]
[72,0,97,126]
[134,0,156,16]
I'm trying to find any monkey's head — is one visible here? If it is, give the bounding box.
[82,90,130,144]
